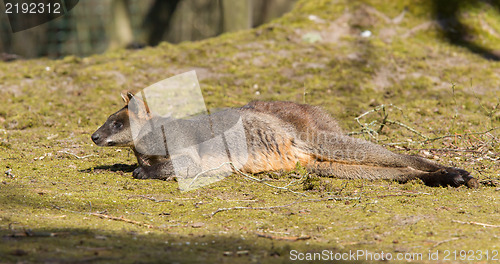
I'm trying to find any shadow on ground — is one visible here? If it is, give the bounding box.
[1,227,366,263]
[432,0,500,60]
[80,163,137,174]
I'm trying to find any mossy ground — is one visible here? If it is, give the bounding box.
[0,0,499,263]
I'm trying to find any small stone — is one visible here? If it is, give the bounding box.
[236,250,249,256]
[361,30,372,37]
[192,222,205,228]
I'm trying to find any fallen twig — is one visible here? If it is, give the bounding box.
[186,162,233,189]
[428,127,499,142]
[7,230,70,237]
[353,103,499,148]
[398,190,432,195]
[134,195,172,203]
[385,127,500,146]
[452,220,500,228]
[53,205,158,229]
[211,203,299,217]
[375,193,429,198]
[284,173,308,188]
[353,104,428,139]
[431,237,459,248]
[354,104,392,139]
[211,196,361,217]
[395,147,488,154]
[189,162,308,196]
[89,213,156,228]
[386,119,428,139]
[231,163,308,196]
[255,232,311,241]
[211,192,432,216]
[76,246,113,252]
[58,150,96,159]
[340,241,376,246]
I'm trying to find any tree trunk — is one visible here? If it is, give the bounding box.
[108,0,133,49]
[221,0,252,33]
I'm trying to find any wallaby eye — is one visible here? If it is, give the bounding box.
[112,122,123,130]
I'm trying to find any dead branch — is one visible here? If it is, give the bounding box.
[185,162,234,189]
[396,147,487,154]
[192,162,309,196]
[58,150,96,159]
[340,241,376,246]
[431,237,459,248]
[353,104,428,139]
[375,193,429,198]
[386,119,428,139]
[89,212,156,228]
[423,127,499,144]
[338,187,431,197]
[53,205,158,229]
[353,103,499,148]
[211,191,431,217]
[211,196,361,217]
[398,190,431,195]
[284,172,309,188]
[76,246,113,252]
[354,104,393,138]
[255,232,311,241]
[211,203,299,217]
[232,163,308,196]
[452,220,500,228]
[384,127,500,146]
[134,195,172,203]
[7,230,70,237]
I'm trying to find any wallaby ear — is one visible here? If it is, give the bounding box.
[126,92,150,119]
[121,92,135,104]
[120,93,129,103]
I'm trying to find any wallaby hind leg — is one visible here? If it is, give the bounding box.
[304,133,478,188]
[309,161,478,188]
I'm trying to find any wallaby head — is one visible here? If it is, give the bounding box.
[91,92,149,147]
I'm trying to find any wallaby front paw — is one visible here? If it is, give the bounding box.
[133,167,150,179]
[132,166,176,181]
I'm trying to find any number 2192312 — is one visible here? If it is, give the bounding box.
[443,250,498,261]
[5,2,61,14]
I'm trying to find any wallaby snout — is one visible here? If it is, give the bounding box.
[91,132,101,144]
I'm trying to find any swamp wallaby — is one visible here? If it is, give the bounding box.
[91,92,478,188]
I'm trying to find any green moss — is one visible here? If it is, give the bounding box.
[0,0,499,262]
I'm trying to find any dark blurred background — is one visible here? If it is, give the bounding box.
[0,0,298,59]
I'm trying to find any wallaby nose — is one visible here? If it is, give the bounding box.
[91,133,100,143]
